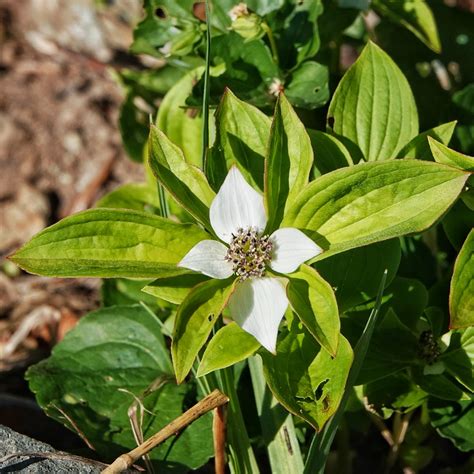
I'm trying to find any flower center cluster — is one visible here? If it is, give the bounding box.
[225,227,273,280]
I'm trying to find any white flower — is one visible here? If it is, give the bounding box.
[178,166,322,353]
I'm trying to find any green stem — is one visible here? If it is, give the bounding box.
[249,356,303,474]
[201,0,211,174]
[216,366,260,474]
[262,22,279,66]
[304,270,388,474]
[157,183,169,218]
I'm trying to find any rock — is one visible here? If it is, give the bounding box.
[0,424,104,473]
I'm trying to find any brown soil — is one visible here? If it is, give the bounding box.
[0,0,144,402]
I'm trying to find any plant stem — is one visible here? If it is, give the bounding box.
[101,390,229,474]
[304,270,388,474]
[216,366,260,474]
[248,356,304,474]
[262,22,279,66]
[201,0,211,174]
[157,183,169,218]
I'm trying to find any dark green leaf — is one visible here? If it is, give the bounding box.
[285,61,329,110]
[429,399,474,452]
[314,240,401,311]
[307,130,353,176]
[26,305,214,471]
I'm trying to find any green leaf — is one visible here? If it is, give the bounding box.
[284,61,329,110]
[142,272,208,304]
[156,68,208,167]
[248,356,305,474]
[452,84,474,155]
[287,265,339,355]
[397,121,457,161]
[363,372,427,417]
[442,199,474,251]
[383,277,429,331]
[450,230,474,329]
[172,278,235,383]
[262,325,353,431]
[351,309,419,384]
[441,328,474,393]
[26,305,214,471]
[96,183,159,212]
[412,368,464,401]
[265,94,313,231]
[197,322,260,376]
[314,240,401,312]
[307,130,353,176]
[283,160,469,256]
[429,138,474,171]
[117,66,184,162]
[303,270,387,474]
[278,0,323,67]
[102,278,158,308]
[372,0,441,53]
[148,125,215,228]
[429,400,474,452]
[327,41,418,162]
[208,88,271,191]
[10,208,209,278]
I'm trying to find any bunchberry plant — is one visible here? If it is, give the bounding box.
[10,1,474,470]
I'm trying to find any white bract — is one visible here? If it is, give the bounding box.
[179,166,322,353]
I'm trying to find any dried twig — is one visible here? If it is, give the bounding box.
[213,404,227,474]
[101,389,229,474]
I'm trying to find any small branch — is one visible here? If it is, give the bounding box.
[213,405,227,474]
[369,413,394,447]
[101,389,229,474]
[384,412,413,474]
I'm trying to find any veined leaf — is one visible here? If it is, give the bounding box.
[197,322,260,376]
[172,278,235,383]
[142,272,208,305]
[11,208,209,278]
[307,130,353,176]
[372,0,441,53]
[265,93,313,231]
[287,265,339,355]
[314,240,401,311]
[207,88,271,191]
[96,183,159,212]
[156,68,207,167]
[397,121,457,161]
[429,138,474,171]
[283,161,469,256]
[262,327,353,431]
[285,61,329,110]
[26,305,214,470]
[450,230,474,329]
[148,125,215,228]
[327,41,418,162]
